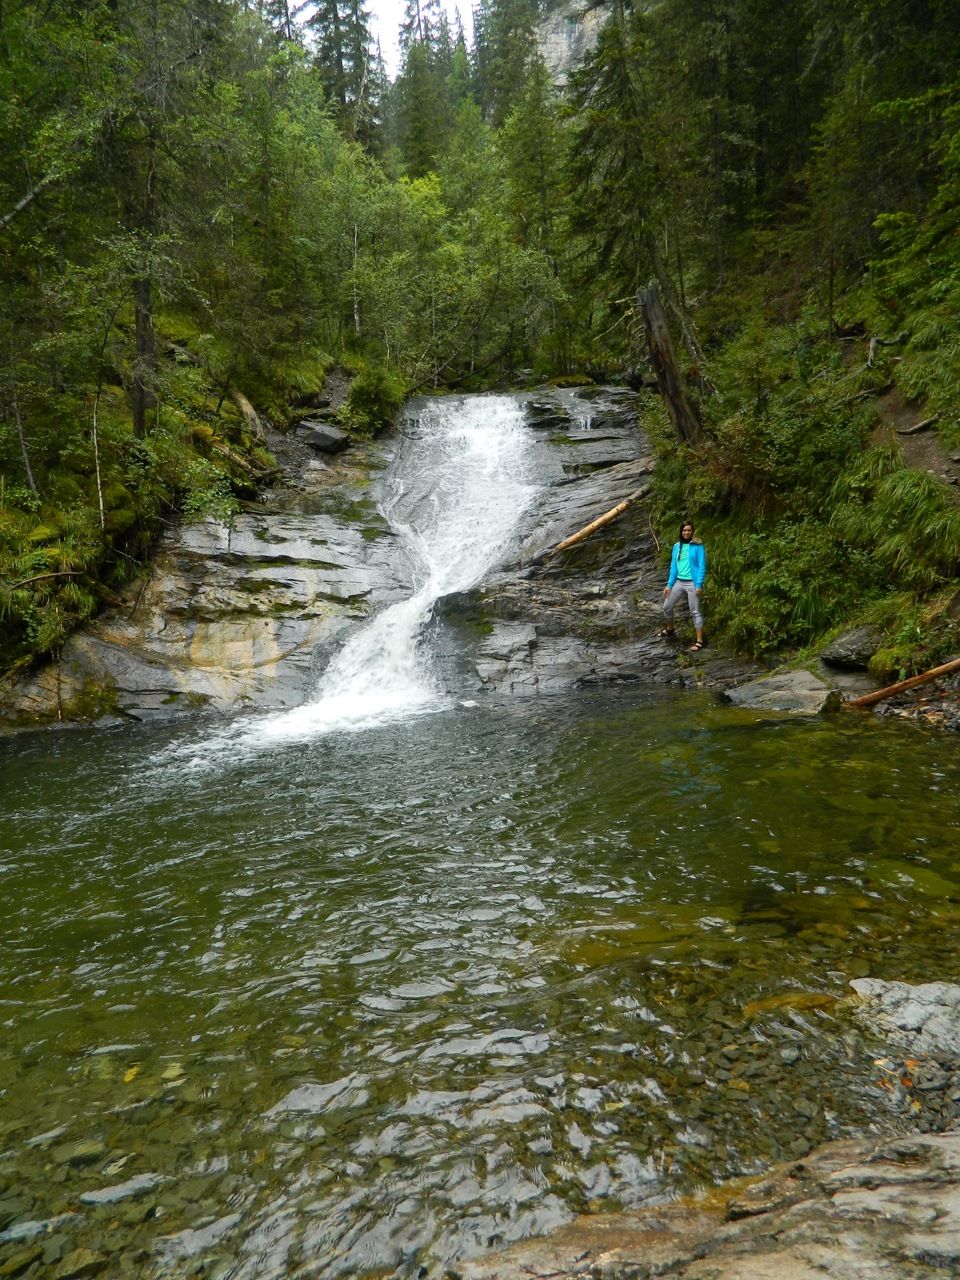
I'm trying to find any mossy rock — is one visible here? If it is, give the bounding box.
[66,677,120,721]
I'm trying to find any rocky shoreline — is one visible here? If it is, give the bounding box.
[453,979,960,1279]
[451,1127,960,1280]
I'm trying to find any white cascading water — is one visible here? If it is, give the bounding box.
[241,395,538,744]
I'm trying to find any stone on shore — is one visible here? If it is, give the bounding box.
[294,419,350,452]
[849,978,960,1056]
[821,625,884,670]
[725,669,842,714]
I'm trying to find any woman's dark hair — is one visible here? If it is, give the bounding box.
[678,519,695,541]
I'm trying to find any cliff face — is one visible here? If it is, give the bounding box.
[536,1,606,83]
[0,437,407,724]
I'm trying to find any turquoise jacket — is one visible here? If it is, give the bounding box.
[667,539,706,589]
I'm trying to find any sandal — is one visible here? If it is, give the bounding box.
[689,640,704,651]
[658,627,676,638]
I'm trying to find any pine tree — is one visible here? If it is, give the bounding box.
[309,0,377,141]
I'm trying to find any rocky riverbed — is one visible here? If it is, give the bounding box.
[454,979,960,1280]
[451,1127,960,1280]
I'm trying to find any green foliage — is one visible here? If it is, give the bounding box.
[704,519,867,656]
[0,500,100,664]
[830,447,960,589]
[339,363,407,434]
[863,590,960,681]
[181,459,241,523]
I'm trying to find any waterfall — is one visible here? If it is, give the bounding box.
[246,395,538,743]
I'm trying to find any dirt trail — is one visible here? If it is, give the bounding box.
[871,384,960,500]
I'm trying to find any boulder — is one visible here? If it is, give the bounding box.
[725,669,842,714]
[295,419,350,453]
[849,978,960,1056]
[0,449,407,724]
[821,625,884,670]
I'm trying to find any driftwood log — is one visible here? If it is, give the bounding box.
[636,282,703,446]
[548,484,651,556]
[844,656,960,709]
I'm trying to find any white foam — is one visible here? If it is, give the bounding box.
[161,396,538,763]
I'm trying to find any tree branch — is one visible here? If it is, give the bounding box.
[3,571,82,591]
[0,174,54,233]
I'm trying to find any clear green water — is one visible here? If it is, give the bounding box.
[1,689,959,1278]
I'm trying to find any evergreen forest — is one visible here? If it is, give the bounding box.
[2,0,959,680]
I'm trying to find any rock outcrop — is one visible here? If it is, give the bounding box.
[2,385,765,725]
[451,1128,960,1280]
[439,387,758,697]
[537,1,606,84]
[1,437,407,722]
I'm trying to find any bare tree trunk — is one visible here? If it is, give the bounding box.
[0,174,53,232]
[131,116,158,439]
[352,223,361,337]
[636,281,703,447]
[132,271,156,438]
[643,230,715,394]
[9,367,38,494]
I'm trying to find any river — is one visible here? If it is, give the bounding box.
[2,397,959,1279]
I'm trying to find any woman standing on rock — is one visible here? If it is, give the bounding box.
[660,520,707,651]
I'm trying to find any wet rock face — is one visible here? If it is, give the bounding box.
[440,386,757,697]
[2,386,762,724]
[2,439,407,723]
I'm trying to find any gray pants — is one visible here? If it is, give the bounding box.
[663,579,703,629]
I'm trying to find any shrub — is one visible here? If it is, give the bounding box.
[339,362,407,435]
[830,447,960,589]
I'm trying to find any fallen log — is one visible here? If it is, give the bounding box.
[844,381,893,405]
[843,656,960,709]
[549,484,650,556]
[896,414,940,435]
[205,437,273,478]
